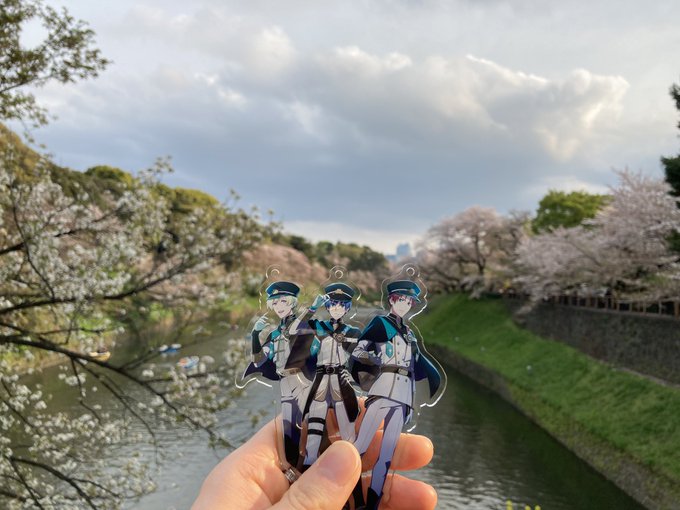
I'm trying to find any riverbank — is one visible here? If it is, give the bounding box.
[4,296,259,376]
[415,294,680,510]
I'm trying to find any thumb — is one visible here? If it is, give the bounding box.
[272,441,361,510]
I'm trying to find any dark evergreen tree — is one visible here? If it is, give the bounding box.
[662,81,680,252]
[662,82,680,196]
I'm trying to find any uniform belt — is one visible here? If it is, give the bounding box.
[381,365,411,376]
[316,364,343,374]
[277,368,301,376]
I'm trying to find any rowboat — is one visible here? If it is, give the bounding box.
[177,356,199,370]
[88,348,111,362]
[159,343,182,354]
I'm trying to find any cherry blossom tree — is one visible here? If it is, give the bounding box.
[514,169,680,301]
[0,143,262,508]
[0,2,267,506]
[418,206,530,295]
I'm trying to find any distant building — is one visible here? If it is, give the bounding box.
[396,243,411,259]
[386,242,412,263]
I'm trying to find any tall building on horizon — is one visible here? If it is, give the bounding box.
[386,242,412,263]
[395,243,411,260]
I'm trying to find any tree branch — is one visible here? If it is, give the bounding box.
[11,456,97,510]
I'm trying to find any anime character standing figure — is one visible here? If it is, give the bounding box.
[289,282,361,469]
[351,279,443,510]
[243,281,315,469]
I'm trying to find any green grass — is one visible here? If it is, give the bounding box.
[415,293,680,482]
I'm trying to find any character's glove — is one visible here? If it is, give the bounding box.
[253,315,268,332]
[251,330,263,354]
[309,294,329,312]
[251,315,268,354]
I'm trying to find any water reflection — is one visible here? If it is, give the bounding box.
[409,366,645,510]
[16,327,646,510]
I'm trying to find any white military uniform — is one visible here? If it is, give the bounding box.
[358,326,416,407]
[352,313,418,508]
[253,315,311,460]
[302,320,360,465]
[256,324,309,402]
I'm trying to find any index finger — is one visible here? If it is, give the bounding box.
[361,431,433,472]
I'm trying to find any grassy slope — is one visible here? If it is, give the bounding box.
[415,294,680,483]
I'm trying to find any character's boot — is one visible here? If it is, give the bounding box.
[350,480,365,509]
[284,434,299,466]
[364,488,381,510]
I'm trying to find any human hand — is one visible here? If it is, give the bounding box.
[191,419,436,510]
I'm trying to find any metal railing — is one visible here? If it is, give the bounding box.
[501,291,680,318]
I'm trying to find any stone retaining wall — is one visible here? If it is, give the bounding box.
[504,300,680,385]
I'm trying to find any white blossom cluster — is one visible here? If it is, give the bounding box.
[2,173,143,301]
[514,169,680,300]
[0,148,261,508]
[417,169,680,303]
[0,367,153,509]
[418,207,530,295]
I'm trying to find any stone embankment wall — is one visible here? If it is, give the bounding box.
[505,299,680,385]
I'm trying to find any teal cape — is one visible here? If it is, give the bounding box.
[349,314,442,400]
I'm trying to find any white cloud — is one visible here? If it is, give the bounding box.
[327,46,412,76]
[102,4,633,164]
[217,87,247,108]
[254,47,627,160]
[522,175,612,204]
[281,101,328,142]
[24,0,680,245]
[246,26,297,78]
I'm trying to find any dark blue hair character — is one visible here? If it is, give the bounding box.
[324,282,354,308]
[326,299,352,311]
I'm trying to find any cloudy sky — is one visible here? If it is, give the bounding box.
[11,0,680,253]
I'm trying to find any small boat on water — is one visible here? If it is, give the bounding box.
[177,356,199,370]
[88,347,111,362]
[159,343,182,354]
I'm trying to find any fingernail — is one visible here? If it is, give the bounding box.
[316,441,360,484]
[428,485,438,509]
[425,436,434,454]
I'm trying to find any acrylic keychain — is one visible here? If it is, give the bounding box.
[287,265,365,473]
[237,265,317,482]
[349,263,446,510]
